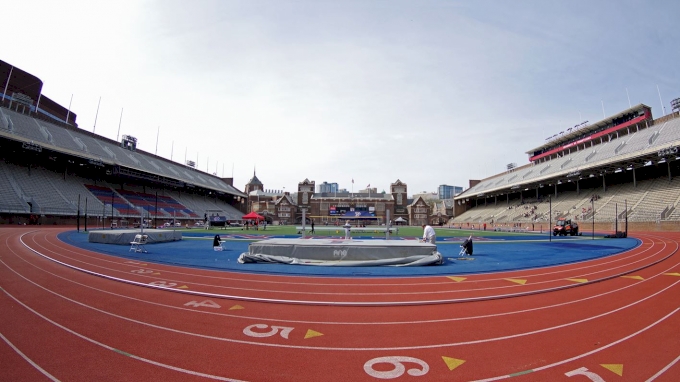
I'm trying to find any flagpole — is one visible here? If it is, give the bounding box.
[92,96,101,133]
[116,108,123,141]
[65,94,73,125]
[657,85,665,116]
[35,93,42,114]
[2,66,13,105]
[155,126,160,155]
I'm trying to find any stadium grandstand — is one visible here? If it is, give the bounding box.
[452,103,680,231]
[0,60,246,226]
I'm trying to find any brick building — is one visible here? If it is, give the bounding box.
[245,176,433,226]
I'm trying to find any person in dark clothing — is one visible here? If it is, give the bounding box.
[213,234,225,251]
[213,235,222,247]
[311,220,315,234]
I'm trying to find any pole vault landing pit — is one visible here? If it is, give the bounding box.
[88,229,182,245]
[238,238,443,266]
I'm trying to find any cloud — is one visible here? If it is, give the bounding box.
[3,0,678,195]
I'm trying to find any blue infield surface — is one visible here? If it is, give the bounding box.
[58,230,640,277]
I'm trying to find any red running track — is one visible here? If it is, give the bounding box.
[1,226,679,381]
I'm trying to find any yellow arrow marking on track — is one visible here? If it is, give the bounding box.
[566,278,588,283]
[600,364,623,376]
[621,275,644,280]
[442,356,466,371]
[505,278,527,285]
[140,264,147,266]
[447,276,466,282]
[229,305,245,310]
[304,330,324,339]
[152,272,161,275]
[177,285,189,289]
[664,273,680,277]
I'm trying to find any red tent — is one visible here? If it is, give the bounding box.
[242,211,264,221]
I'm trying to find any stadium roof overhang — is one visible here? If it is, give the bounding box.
[526,103,652,155]
[0,131,247,198]
[455,141,679,201]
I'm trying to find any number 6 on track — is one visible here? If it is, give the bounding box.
[364,356,429,379]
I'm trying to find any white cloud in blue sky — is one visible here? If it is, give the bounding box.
[3,0,679,195]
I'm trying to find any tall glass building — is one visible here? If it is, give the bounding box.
[318,181,339,193]
[438,184,463,199]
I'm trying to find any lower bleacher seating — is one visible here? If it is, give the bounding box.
[453,175,680,225]
[84,185,140,216]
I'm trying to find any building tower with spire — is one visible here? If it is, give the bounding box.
[244,168,263,194]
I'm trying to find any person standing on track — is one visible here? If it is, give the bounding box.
[421,223,436,244]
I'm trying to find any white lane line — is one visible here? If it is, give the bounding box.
[472,308,680,382]
[7,240,680,326]
[0,288,247,382]
[0,330,60,382]
[646,354,680,382]
[1,254,679,351]
[22,233,678,304]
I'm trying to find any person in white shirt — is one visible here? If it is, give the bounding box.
[421,224,436,244]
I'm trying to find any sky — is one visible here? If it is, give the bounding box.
[3,0,679,196]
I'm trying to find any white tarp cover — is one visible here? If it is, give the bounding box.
[238,252,443,266]
[238,238,443,266]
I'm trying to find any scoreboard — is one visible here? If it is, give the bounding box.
[329,205,349,215]
[329,205,371,215]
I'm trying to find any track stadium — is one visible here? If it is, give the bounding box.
[2,60,679,381]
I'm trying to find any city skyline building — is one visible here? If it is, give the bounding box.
[318,181,339,193]
[438,184,464,200]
